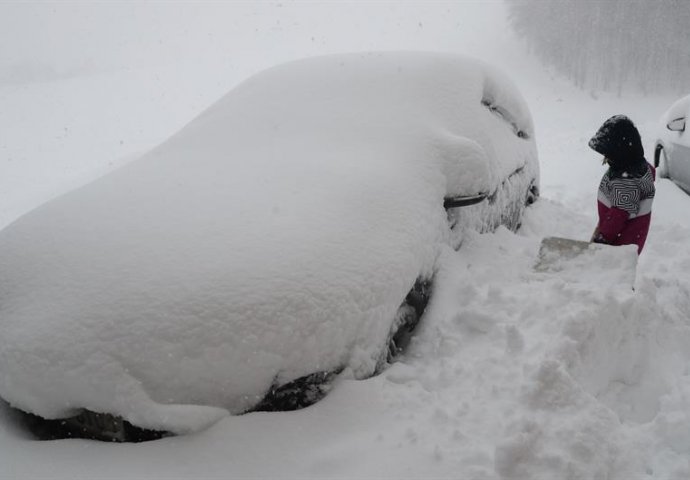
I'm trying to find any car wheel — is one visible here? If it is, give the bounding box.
[250,370,340,413]
[655,145,669,178]
[18,408,168,442]
[383,277,432,367]
[526,181,539,206]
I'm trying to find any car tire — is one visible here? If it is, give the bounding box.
[382,277,431,367]
[655,145,669,178]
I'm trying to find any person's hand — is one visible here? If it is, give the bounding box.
[591,233,609,245]
[590,225,600,242]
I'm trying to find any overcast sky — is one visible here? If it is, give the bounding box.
[0,1,507,83]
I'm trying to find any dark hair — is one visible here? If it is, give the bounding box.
[588,115,645,172]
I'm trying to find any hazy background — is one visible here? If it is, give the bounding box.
[0,1,510,84]
[0,0,683,228]
[506,0,690,95]
[0,1,525,229]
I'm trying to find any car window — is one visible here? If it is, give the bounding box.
[480,70,533,141]
[481,98,530,139]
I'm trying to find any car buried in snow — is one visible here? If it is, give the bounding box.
[0,52,538,441]
[655,93,690,194]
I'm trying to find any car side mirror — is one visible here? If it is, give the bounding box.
[440,136,493,210]
[444,193,488,208]
[667,117,686,132]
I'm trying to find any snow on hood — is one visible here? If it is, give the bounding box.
[0,52,536,433]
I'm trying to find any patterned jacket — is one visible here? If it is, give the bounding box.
[595,162,655,253]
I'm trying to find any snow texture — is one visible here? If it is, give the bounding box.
[0,52,537,433]
[1,2,690,479]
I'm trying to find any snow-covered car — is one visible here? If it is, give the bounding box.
[654,94,690,193]
[0,52,538,441]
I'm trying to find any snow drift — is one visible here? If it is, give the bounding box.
[0,52,537,434]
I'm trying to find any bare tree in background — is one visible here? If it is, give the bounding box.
[506,0,690,95]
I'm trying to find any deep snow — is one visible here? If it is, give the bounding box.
[0,52,537,433]
[1,1,689,479]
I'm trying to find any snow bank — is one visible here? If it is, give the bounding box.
[1,32,690,480]
[0,52,537,433]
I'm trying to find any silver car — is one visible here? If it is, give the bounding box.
[655,94,690,193]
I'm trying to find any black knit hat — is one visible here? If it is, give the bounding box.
[588,115,644,165]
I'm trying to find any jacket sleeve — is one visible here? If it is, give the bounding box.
[596,202,630,243]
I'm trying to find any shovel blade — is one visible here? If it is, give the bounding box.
[535,236,638,289]
[535,237,592,271]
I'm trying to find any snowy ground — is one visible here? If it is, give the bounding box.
[1,2,690,479]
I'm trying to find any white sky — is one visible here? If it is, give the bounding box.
[0,1,507,81]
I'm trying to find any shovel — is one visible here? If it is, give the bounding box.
[535,236,638,289]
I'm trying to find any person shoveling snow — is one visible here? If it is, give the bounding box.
[588,114,656,254]
[536,115,654,279]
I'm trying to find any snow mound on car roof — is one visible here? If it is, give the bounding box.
[0,52,535,433]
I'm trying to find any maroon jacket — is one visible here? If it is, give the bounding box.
[595,162,656,253]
